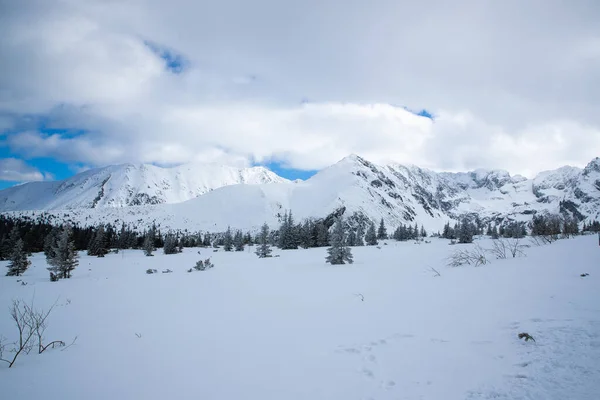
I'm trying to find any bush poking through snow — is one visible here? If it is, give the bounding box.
[490,238,527,259]
[146,269,157,274]
[162,269,173,274]
[194,258,214,271]
[446,244,489,267]
[518,332,536,342]
[0,298,64,368]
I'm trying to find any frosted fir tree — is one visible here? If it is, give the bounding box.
[223,226,233,251]
[163,233,178,254]
[143,229,155,256]
[377,218,388,240]
[234,230,245,251]
[326,217,353,265]
[6,239,30,276]
[365,221,378,246]
[255,223,272,258]
[458,218,475,244]
[47,226,79,280]
[355,223,365,246]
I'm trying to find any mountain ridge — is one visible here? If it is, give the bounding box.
[1,155,598,233]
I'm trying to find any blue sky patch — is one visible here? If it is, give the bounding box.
[144,40,187,74]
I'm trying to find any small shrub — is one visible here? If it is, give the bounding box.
[162,269,173,274]
[446,244,489,267]
[194,258,214,271]
[146,269,157,274]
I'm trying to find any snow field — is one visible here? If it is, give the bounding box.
[0,235,599,399]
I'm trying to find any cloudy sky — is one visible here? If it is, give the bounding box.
[1,0,599,188]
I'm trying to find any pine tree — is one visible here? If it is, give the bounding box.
[255,223,272,258]
[163,233,178,254]
[458,218,474,244]
[223,226,233,251]
[234,230,244,251]
[365,221,378,246]
[299,220,312,249]
[355,223,365,246]
[6,239,30,276]
[47,226,79,279]
[420,225,427,238]
[316,222,329,247]
[377,218,388,240]
[143,229,155,256]
[326,217,353,265]
[203,233,211,247]
[347,230,357,246]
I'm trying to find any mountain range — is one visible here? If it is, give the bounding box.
[1,155,598,233]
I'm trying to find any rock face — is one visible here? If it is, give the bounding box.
[1,155,598,232]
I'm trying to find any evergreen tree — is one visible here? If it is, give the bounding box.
[88,225,109,257]
[47,226,79,279]
[377,218,388,240]
[355,223,365,246]
[6,239,30,276]
[420,225,427,238]
[299,220,312,249]
[316,222,329,247]
[203,233,211,247]
[491,225,499,239]
[347,229,357,246]
[458,218,474,244]
[255,223,272,258]
[163,233,178,254]
[234,230,245,251]
[223,226,233,251]
[143,229,155,256]
[44,227,59,260]
[326,217,353,265]
[365,221,378,246]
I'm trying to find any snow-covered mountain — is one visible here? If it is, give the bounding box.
[0,162,288,211]
[1,155,599,232]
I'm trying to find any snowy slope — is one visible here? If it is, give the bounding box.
[1,156,599,232]
[1,236,599,399]
[0,162,288,211]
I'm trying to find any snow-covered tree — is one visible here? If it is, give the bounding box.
[355,223,365,246]
[88,225,109,257]
[458,218,475,244]
[47,226,79,280]
[6,239,30,276]
[255,223,272,258]
[143,229,155,256]
[326,217,354,265]
[347,229,357,246]
[234,230,244,251]
[223,226,233,251]
[316,221,329,247]
[365,221,378,246]
[163,233,178,254]
[377,218,388,240]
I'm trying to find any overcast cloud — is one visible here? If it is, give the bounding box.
[0,0,599,178]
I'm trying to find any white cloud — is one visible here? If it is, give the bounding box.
[0,158,51,182]
[0,0,599,177]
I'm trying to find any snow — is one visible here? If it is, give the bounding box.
[0,162,289,211]
[1,235,599,399]
[1,155,599,235]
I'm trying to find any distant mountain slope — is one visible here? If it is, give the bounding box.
[1,156,598,233]
[0,163,289,211]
